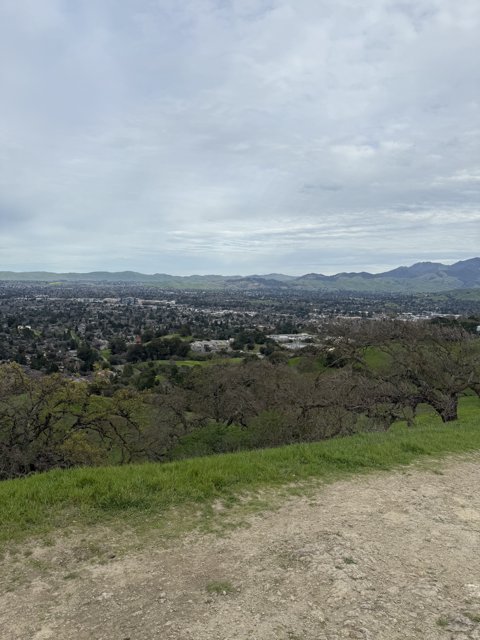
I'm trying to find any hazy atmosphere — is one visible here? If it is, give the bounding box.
[1,0,479,274]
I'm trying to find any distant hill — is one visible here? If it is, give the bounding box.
[1,258,480,293]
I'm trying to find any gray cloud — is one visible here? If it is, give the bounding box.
[0,0,479,274]
[0,200,31,228]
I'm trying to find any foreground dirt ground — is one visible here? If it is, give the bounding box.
[2,455,480,639]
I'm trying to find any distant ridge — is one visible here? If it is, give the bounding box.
[1,258,479,293]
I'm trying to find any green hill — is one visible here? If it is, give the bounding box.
[1,396,479,548]
[1,258,479,292]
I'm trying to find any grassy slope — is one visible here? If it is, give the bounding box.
[1,397,480,547]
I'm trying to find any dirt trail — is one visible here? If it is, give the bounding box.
[2,455,480,639]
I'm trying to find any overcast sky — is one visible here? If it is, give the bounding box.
[1,0,479,275]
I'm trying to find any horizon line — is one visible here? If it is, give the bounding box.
[0,257,478,279]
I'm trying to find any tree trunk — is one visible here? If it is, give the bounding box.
[438,396,458,423]
[471,383,480,399]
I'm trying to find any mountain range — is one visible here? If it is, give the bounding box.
[1,258,480,293]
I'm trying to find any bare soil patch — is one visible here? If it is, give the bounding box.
[2,455,480,639]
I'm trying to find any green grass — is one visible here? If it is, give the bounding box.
[362,346,393,371]
[163,333,194,342]
[206,580,237,595]
[155,357,244,368]
[143,359,210,368]
[1,397,479,547]
[288,356,326,372]
[288,356,302,367]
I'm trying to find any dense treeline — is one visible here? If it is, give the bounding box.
[1,322,479,479]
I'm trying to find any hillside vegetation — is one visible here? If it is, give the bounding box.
[1,319,480,551]
[1,257,480,292]
[1,322,479,480]
[1,396,480,547]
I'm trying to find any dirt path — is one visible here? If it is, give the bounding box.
[2,455,480,639]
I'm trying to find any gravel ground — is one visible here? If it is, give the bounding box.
[2,454,480,639]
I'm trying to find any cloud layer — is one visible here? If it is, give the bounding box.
[1,0,479,274]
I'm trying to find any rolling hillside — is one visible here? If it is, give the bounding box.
[1,258,479,293]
